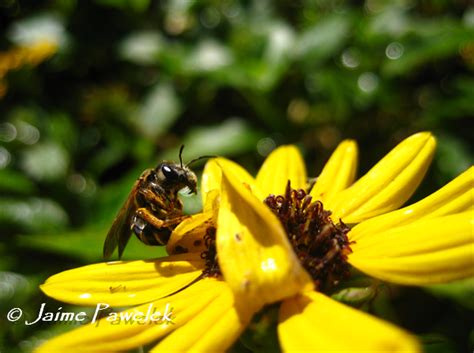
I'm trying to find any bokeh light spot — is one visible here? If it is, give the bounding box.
[358,72,379,93]
[385,42,404,60]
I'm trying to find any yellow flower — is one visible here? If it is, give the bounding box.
[0,40,57,98]
[37,132,473,352]
[37,171,253,353]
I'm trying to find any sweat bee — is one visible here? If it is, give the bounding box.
[103,146,213,259]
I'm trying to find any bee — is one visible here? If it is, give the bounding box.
[103,146,213,259]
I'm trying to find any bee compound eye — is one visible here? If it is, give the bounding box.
[161,165,177,180]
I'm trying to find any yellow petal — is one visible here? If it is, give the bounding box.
[217,165,313,307]
[203,189,220,213]
[201,157,262,204]
[167,211,214,255]
[350,166,474,241]
[201,158,222,206]
[167,180,221,255]
[151,282,256,353]
[256,145,307,197]
[35,278,224,353]
[328,132,436,223]
[40,253,204,306]
[278,291,420,353]
[310,139,358,204]
[349,212,474,285]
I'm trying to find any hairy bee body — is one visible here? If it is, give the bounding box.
[130,167,183,245]
[103,160,198,260]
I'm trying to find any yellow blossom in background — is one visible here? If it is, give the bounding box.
[37,132,473,352]
[0,40,57,98]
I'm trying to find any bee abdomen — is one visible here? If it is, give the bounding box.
[131,216,170,245]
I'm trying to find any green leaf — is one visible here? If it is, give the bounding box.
[435,134,472,180]
[382,24,473,77]
[160,118,263,161]
[0,271,34,310]
[17,226,167,262]
[119,31,163,65]
[134,83,182,141]
[293,14,351,63]
[183,39,233,74]
[94,0,149,12]
[0,169,36,195]
[237,306,280,353]
[45,113,78,152]
[331,286,377,306]
[419,334,458,353]
[422,78,474,123]
[0,197,68,232]
[20,142,69,182]
[426,277,474,309]
[7,13,67,49]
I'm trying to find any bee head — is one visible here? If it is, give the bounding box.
[154,146,215,195]
[156,163,197,194]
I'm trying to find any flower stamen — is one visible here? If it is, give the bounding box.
[264,181,353,291]
[201,226,221,278]
[201,181,353,291]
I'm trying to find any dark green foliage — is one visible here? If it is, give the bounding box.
[0,1,472,352]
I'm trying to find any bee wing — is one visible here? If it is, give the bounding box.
[102,189,136,260]
[103,170,151,260]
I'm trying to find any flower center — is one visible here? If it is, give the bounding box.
[264,181,353,291]
[201,181,353,291]
[201,226,220,277]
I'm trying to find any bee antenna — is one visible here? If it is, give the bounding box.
[186,155,216,167]
[179,145,185,168]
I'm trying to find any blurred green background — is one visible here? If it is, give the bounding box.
[0,0,473,352]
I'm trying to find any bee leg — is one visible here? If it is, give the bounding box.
[160,215,189,227]
[134,208,165,228]
[140,189,168,209]
[135,208,188,229]
[158,206,185,219]
[140,188,184,212]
